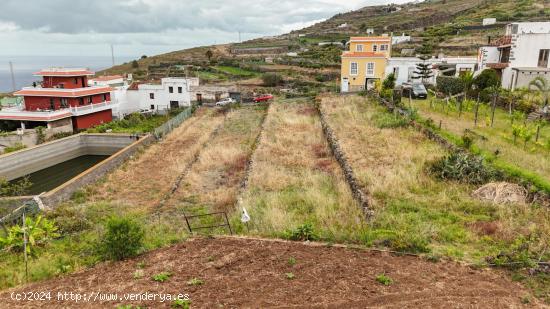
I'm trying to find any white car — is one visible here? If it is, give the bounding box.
[215,98,236,106]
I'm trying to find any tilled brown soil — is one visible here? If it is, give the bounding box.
[0,237,543,308]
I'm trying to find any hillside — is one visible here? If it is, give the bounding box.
[99,0,550,81]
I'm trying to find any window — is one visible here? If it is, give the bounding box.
[350,62,358,75]
[393,67,399,79]
[178,87,182,93]
[149,93,155,99]
[538,49,549,68]
[169,86,174,93]
[511,24,518,34]
[60,98,68,108]
[356,44,364,52]
[380,44,388,51]
[103,94,108,101]
[74,77,78,85]
[373,44,378,52]
[87,96,93,104]
[79,98,84,106]
[150,104,155,110]
[49,98,55,110]
[366,62,375,76]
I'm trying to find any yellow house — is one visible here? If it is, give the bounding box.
[341,36,392,92]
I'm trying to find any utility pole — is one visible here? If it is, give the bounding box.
[110,44,115,67]
[9,61,16,92]
[239,31,241,43]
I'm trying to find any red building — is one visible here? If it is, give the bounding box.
[0,68,114,131]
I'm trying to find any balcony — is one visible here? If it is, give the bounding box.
[0,101,115,122]
[491,35,512,47]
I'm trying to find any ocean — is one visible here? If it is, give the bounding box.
[0,55,136,93]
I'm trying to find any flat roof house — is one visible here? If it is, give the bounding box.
[477,22,550,90]
[0,68,114,132]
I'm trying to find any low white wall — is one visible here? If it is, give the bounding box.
[0,133,138,181]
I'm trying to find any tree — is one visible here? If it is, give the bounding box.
[205,50,214,61]
[412,55,433,84]
[140,55,148,59]
[528,76,550,109]
[382,73,396,90]
[131,60,139,69]
[473,69,500,92]
[459,71,475,98]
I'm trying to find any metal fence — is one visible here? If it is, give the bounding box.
[152,106,195,139]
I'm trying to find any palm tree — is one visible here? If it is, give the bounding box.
[460,71,475,98]
[528,76,550,111]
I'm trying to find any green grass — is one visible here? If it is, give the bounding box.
[409,97,550,193]
[86,111,183,134]
[2,143,26,154]
[212,66,260,78]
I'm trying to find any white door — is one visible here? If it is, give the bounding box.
[341,78,349,92]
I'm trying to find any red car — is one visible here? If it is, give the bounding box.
[253,94,273,103]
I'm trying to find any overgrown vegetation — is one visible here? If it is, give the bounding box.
[2,143,26,154]
[428,151,500,185]
[87,112,177,134]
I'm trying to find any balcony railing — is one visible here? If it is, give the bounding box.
[0,101,115,121]
[70,101,115,116]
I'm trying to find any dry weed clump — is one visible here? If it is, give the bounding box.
[472,182,527,204]
[237,99,364,242]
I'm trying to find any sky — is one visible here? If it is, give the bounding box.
[0,0,409,58]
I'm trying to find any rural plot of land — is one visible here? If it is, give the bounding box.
[319,94,549,263]
[0,237,541,308]
[88,108,226,210]
[411,98,550,186]
[236,98,365,242]
[164,106,266,219]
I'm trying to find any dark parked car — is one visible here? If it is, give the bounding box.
[403,83,428,99]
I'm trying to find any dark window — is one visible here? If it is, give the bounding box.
[150,104,155,110]
[169,86,174,93]
[150,93,155,99]
[103,94,108,101]
[79,98,84,105]
[74,77,78,84]
[49,98,55,110]
[60,98,68,108]
[538,49,549,68]
[87,96,93,104]
[178,87,182,93]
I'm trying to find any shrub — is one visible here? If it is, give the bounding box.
[0,215,60,257]
[101,216,144,261]
[428,151,499,185]
[152,272,172,282]
[0,176,32,197]
[474,69,500,91]
[186,277,203,286]
[262,73,283,87]
[283,223,318,241]
[436,76,464,95]
[382,73,396,90]
[375,274,393,285]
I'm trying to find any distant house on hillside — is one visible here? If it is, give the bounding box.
[482,18,497,26]
[477,22,550,89]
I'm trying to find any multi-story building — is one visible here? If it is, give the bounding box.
[0,68,114,132]
[341,36,477,92]
[477,22,550,90]
[341,36,392,92]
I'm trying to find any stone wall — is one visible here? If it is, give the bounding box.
[316,102,372,217]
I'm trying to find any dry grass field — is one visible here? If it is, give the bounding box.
[235,98,365,242]
[88,108,226,210]
[165,105,267,215]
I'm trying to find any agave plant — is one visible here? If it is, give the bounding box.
[528,76,550,109]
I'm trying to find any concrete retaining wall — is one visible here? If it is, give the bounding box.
[40,134,155,207]
[0,134,139,181]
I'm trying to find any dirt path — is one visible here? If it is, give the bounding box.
[0,237,542,308]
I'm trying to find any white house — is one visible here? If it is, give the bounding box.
[137,78,192,112]
[386,57,477,86]
[477,22,550,89]
[482,18,497,26]
[88,75,125,87]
